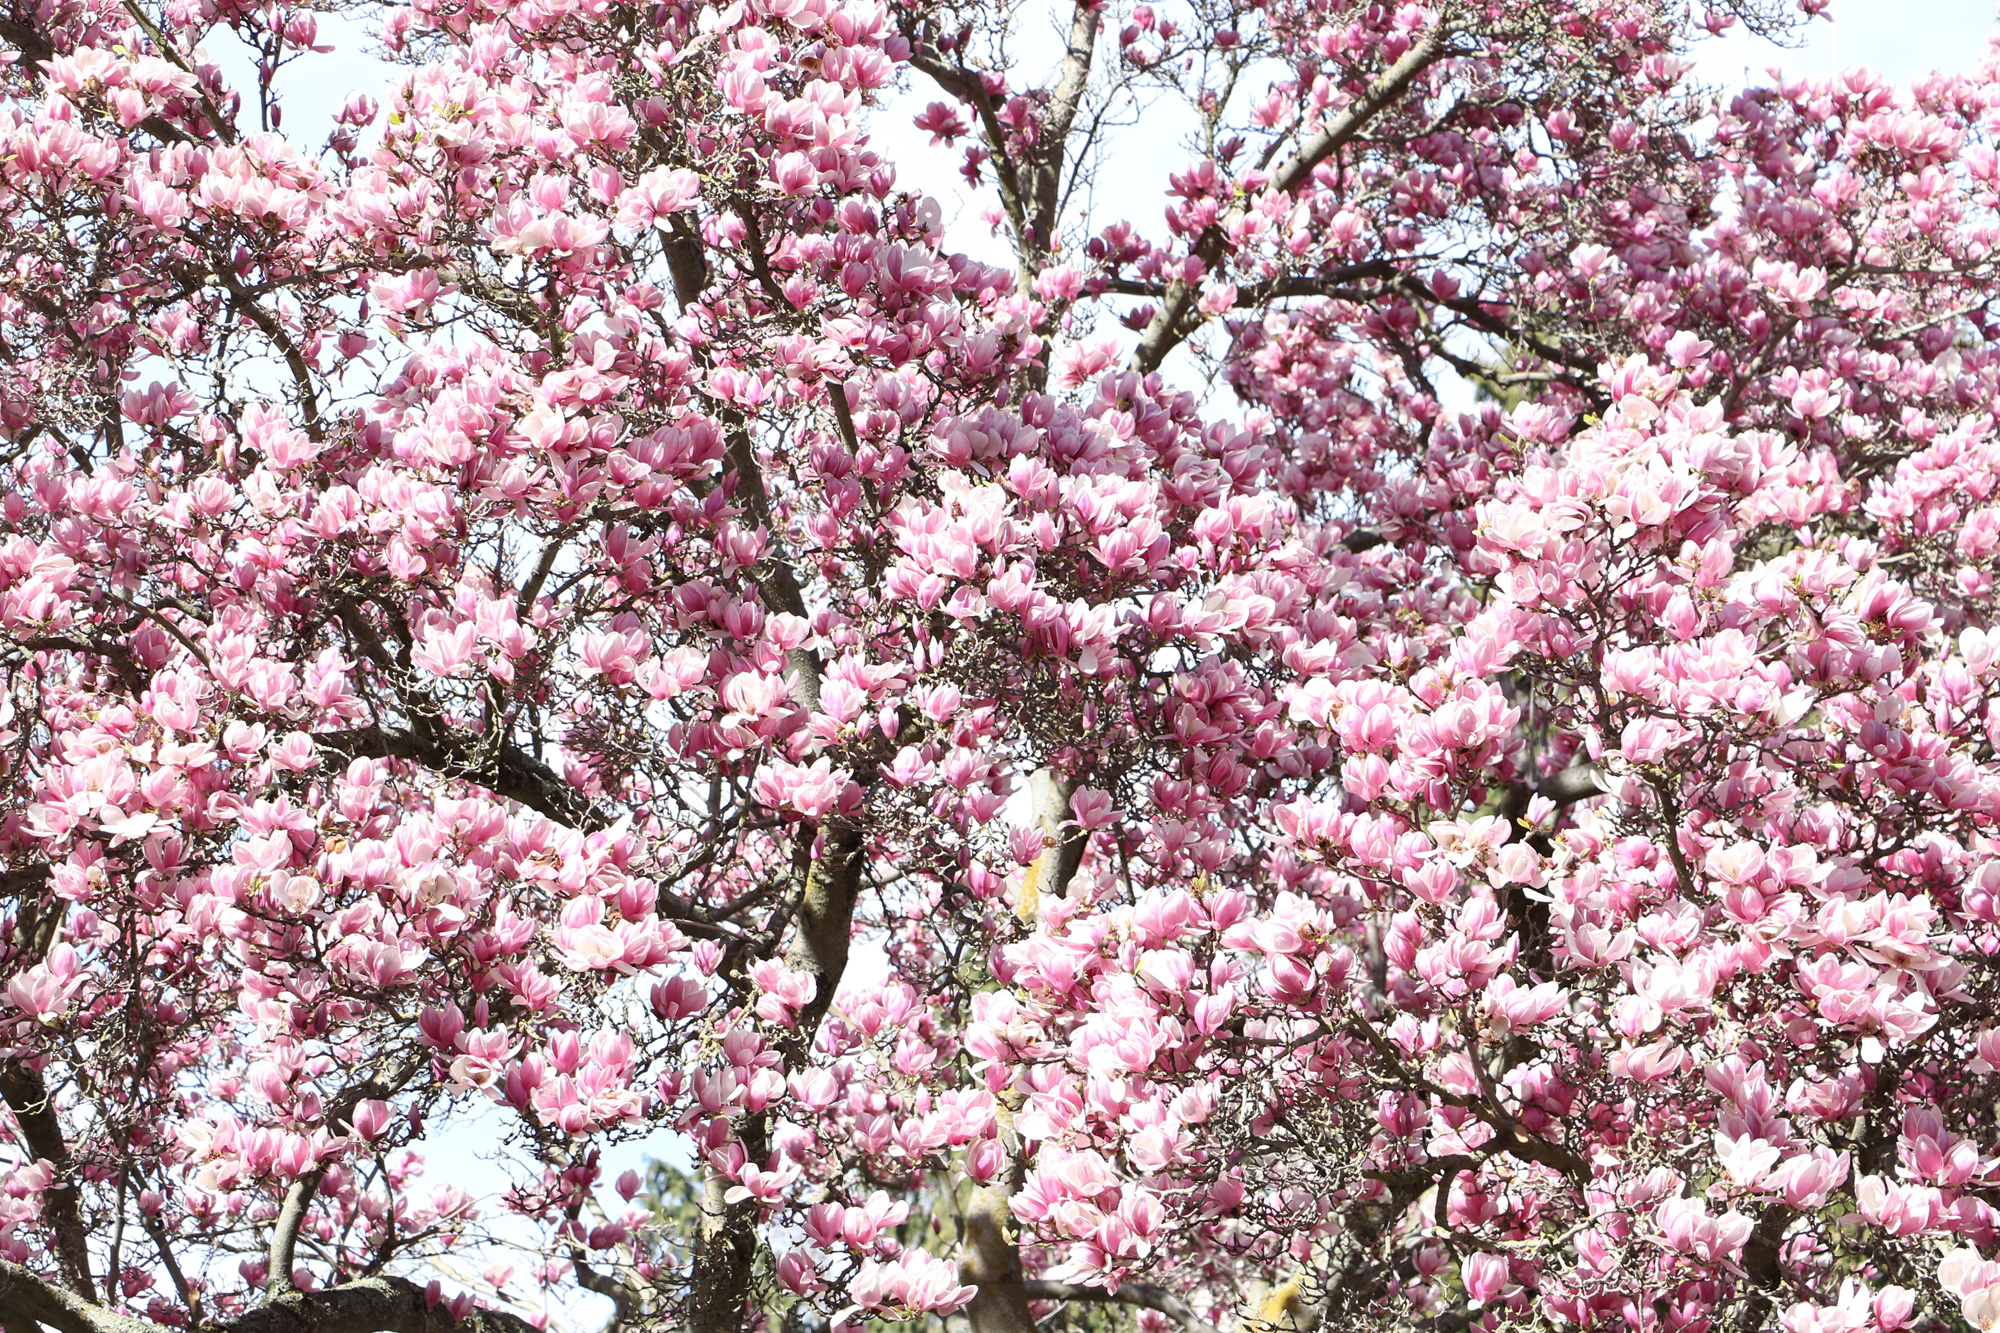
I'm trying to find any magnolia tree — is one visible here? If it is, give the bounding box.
[8,0,2000,1328]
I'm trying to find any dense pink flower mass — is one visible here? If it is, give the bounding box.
[6,0,2000,1330]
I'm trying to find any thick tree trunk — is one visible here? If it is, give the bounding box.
[687,1120,768,1333]
[959,1182,1037,1333]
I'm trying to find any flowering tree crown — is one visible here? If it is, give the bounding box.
[4,0,2000,1331]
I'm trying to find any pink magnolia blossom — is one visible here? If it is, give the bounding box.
[5,1,2000,1331]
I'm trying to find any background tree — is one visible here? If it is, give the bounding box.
[4,0,2000,1331]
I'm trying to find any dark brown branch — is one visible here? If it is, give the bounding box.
[213,264,323,440]
[1396,275,1602,378]
[687,791,865,1331]
[689,823,866,1331]
[102,591,213,672]
[1364,1153,1478,1228]
[1539,762,1606,806]
[1102,259,1397,305]
[0,1067,94,1301]
[663,216,709,309]
[0,865,52,898]
[315,726,611,833]
[908,51,1033,272]
[0,16,54,64]
[1732,1204,1794,1333]
[116,0,238,146]
[136,1195,199,1322]
[514,527,576,621]
[567,1252,638,1330]
[0,15,187,143]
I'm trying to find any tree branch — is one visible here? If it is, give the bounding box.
[567,1252,638,1330]
[1131,29,1451,373]
[225,1275,543,1333]
[1011,768,1085,926]
[1103,260,1396,306]
[1022,1282,1220,1333]
[266,1173,322,1299]
[720,426,823,712]
[0,1264,544,1333]
[959,769,1091,1333]
[0,865,52,898]
[116,0,238,146]
[315,726,612,833]
[1538,762,1606,807]
[266,1069,421,1302]
[0,1262,150,1333]
[0,1066,94,1301]
[1029,2,1099,250]
[908,51,1033,274]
